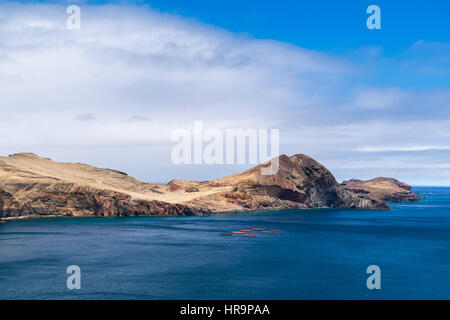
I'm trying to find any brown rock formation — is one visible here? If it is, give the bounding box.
[185,154,389,212]
[341,177,420,203]
[0,153,390,219]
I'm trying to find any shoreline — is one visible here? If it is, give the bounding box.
[8,194,440,221]
[0,201,414,222]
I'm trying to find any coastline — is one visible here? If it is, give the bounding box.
[0,202,402,222]
[0,153,420,219]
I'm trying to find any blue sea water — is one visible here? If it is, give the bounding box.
[0,187,449,300]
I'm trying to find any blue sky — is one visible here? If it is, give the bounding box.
[1,0,449,185]
[15,0,450,51]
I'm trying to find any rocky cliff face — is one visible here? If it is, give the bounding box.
[0,153,391,219]
[0,153,198,219]
[341,177,420,203]
[0,183,195,218]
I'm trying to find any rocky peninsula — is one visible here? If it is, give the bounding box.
[0,153,419,219]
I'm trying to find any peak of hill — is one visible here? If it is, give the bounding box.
[0,153,397,219]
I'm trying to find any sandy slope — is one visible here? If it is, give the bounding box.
[0,153,232,204]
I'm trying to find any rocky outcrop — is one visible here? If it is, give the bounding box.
[341,177,420,203]
[190,154,389,212]
[0,153,392,219]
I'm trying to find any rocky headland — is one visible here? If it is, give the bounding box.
[341,177,420,203]
[0,153,419,219]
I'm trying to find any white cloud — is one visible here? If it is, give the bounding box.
[0,2,350,147]
[350,87,406,110]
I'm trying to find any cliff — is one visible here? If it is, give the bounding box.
[341,177,420,203]
[0,153,390,219]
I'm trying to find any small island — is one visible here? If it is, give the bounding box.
[341,178,420,203]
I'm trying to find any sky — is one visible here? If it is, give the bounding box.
[0,0,449,185]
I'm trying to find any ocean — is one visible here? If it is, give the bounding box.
[0,187,449,299]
